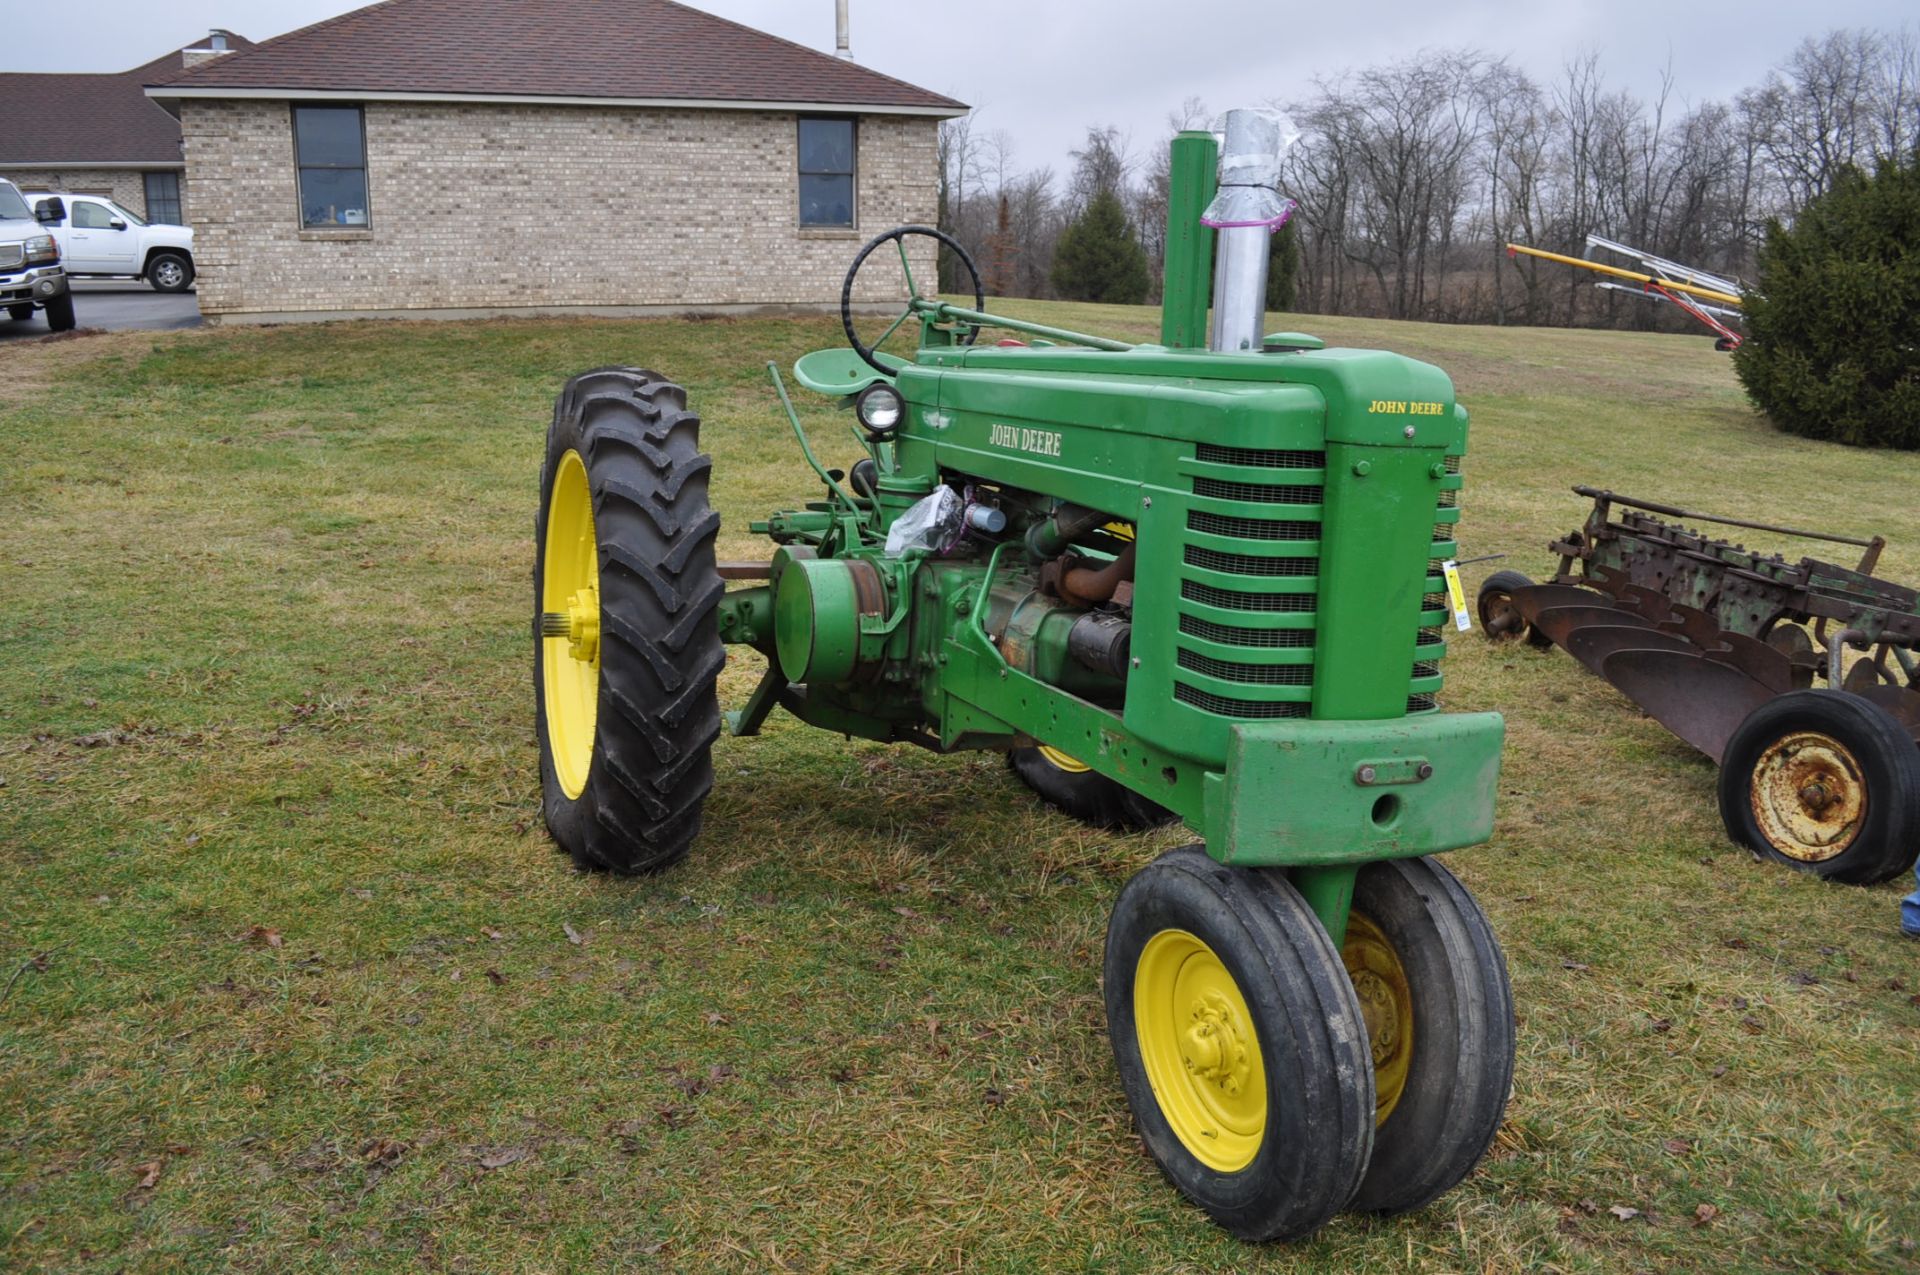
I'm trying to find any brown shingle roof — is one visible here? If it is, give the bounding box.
[148,0,966,114]
[0,38,255,166]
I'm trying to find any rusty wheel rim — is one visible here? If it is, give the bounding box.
[1749,730,1868,863]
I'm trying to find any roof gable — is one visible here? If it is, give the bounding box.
[148,0,966,115]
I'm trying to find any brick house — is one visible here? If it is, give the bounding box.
[0,33,253,223]
[143,0,965,324]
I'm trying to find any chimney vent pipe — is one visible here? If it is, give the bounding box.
[835,0,852,60]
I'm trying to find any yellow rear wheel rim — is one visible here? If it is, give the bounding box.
[541,449,600,799]
[1341,911,1414,1125]
[1134,929,1267,1172]
[1036,745,1092,774]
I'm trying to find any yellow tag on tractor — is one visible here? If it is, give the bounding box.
[533,111,1513,1241]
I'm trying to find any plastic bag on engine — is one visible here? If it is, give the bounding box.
[884,486,963,556]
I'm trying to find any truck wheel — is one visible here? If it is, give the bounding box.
[42,292,76,332]
[1008,746,1175,830]
[1476,569,1551,647]
[1716,689,1920,885]
[147,252,193,293]
[6,304,31,322]
[534,367,724,874]
[1104,846,1375,1241]
[1343,857,1514,1215]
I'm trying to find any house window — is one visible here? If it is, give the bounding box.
[797,117,855,227]
[293,105,371,228]
[144,172,183,224]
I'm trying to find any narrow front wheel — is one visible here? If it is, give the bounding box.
[1342,856,1514,1214]
[1104,846,1375,1241]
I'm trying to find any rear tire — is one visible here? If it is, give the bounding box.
[1008,746,1175,830]
[42,292,75,332]
[534,367,724,874]
[1104,846,1375,1241]
[1477,569,1551,648]
[1344,857,1514,1215]
[1716,690,1920,885]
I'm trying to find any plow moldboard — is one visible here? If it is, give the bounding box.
[1562,625,1694,677]
[1598,649,1777,762]
[1511,584,1615,625]
[1532,604,1649,649]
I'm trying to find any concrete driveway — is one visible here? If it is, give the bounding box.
[1,279,202,341]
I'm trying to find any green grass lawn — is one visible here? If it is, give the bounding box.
[3,301,1919,1272]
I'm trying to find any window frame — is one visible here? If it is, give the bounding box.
[143,171,182,225]
[290,104,372,231]
[796,114,858,230]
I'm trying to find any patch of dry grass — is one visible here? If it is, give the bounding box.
[2,305,1918,1272]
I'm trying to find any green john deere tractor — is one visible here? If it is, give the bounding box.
[532,112,1513,1242]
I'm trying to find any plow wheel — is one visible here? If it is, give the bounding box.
[1104,847,1374,1241]
[1716,690,1920,885]
[1008,746,1175,830]
[1476,570,1552,647]
[535,368,724,873]
[1342,857,1514,1215]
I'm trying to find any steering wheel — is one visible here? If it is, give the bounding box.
[840,225,984,374]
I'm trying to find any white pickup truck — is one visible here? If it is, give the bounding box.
[27,193,195,293]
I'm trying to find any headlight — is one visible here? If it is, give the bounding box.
[23,235,58,265]
[856,383,904,435]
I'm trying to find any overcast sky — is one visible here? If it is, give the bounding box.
[14,0,1916,178]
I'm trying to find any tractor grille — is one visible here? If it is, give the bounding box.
[1170,437,1462,725]
[1188,510,1318,541]
[1193,477,1322,504]
[1180,615,1314,648]
[1197,444,1325,469]
[1173,448,1323,721]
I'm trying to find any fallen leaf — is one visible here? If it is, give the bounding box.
[703,1011,729,1027]
[165,1143,191,1157]
[983,1087,1007,1107]
[1739,1014,1765,1035]
[1649,1017,1672,1033]
[893,906,920,919]
[657,1107,689,1129]
[1787,970,1819,986]
[349,888,373,901]
[477,1147,530,1170]
[485,968,505,986]
[562,923,585,947]
[1560,960,1590,972]
[1575,1198,1600,1215]
[361,1138,408,1165]
[1693,1203,1720,1226]
[29,952,51,973]
[1722,936,1750,950]
[1663,1137,1694,1155]
[1608,1205,1640,1221]
[448,968,463,982]
[135,1160,163,1189]
[242,926,283,949]
[1711,1065,1728,1078]
[482,927,504,941]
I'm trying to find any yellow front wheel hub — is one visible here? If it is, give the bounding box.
[1749,731,1867,862]
[1341,911,1414,1125]
[1134,929,1267,1172]
[541,449,600,799]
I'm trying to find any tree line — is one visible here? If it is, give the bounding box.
[937,27,1919,331]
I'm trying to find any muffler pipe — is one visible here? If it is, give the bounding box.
[1205,109,1295,353]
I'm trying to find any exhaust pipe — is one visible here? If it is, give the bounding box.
[1205,109,1295,353]
[835,0,853,60]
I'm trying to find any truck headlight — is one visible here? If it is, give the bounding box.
[23,235,58,265]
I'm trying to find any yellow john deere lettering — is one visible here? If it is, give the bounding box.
[1367,400,1444,416]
